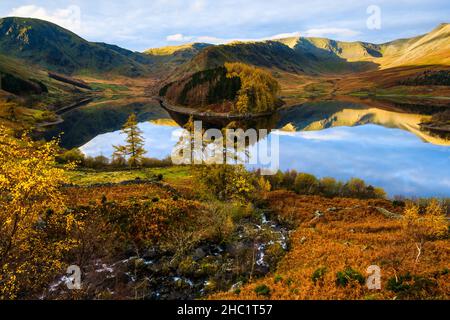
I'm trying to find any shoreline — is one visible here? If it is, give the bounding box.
[156,97,277,120]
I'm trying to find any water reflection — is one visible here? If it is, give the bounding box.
[47,99,450,197]
[42,98,170,149]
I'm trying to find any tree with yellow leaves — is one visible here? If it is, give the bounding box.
[225,62,280,114]
[403,199,448,263]
[0,127,78,299]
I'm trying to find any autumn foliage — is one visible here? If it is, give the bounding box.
[212,191,449,300]
[0,127,78,299]
[0,126,448,300]
[225,62,281,114]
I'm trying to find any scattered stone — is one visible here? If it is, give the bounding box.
[376,207,403,219]
[193,248,206,261]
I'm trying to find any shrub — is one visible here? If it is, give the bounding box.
[319,177,341,197]
[387,273,438,299]
[402,199,448,263]
[264,243,285,270]
[294,173,318,195]
[274,275,283,283]
[196,165,255,201]
[343,178,367,198]
[204,202,236,243]
[261,171,385,200]
[57,148,85,165]
[311,267,327,285]
[141,156,172,168]
[254,284,271,297]
[335,267,365,287]
[84,155,110,169]
[0,127,77,299]
[281,170,298,188]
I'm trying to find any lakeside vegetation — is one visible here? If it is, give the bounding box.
[1,126,448,300]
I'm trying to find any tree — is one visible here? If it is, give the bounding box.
[225,62,280,114]
[196,164,255,201]
[0,127,78,299]
[319,177,340,197]
[343,178,367,198]
[57,148,85,165]
[113,114,146,167]
[294,173,318,195]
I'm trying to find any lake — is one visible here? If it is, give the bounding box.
[46,99,450,198]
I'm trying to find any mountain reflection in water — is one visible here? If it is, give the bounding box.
[46,99,450,197]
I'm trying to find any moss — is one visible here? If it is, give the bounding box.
[265,243,285,270]
[387,273,438,299]
[254,284,271,297]
[177,256,198,275]
[274,275,283,283]
[335,267,365,287]
[311,267,327,285]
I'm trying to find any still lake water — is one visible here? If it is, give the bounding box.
[51,99,450,198]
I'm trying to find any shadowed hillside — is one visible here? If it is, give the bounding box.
[0,17,154,76]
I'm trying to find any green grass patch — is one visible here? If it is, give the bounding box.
[67,166,191,185]
[89,82,130,93]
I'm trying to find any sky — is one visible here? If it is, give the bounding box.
[0,0,448,51]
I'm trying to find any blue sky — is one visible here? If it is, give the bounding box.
[1,0,448,51]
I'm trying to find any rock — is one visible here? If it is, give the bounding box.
[376,207,403,219]
[314,210,324,218]
[229,281,243,293]
[143,247,159,260]
[192,248,206,261]
[299,236,307,244]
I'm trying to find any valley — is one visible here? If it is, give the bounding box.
[0,13,449,302]
[1,18,449,133]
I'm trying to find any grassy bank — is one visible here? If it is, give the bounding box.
[67,166,191,185]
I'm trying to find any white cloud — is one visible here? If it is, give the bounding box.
[190,0,207,12]
[303,27,361,38]
[166,33,226,44]
[8,5,82,32]
[267,32,302,39]
[164,28,360,45]
[166,33,192,42]
[2,0,440,52]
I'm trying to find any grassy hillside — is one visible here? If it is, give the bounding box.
[145,42,212,56]
[0,17,153,77]
[162,23,449,103]
[273,23,450,69]
[169,40,378,82]
[143,43,213,76]
[378,23,450,68]
[0,53,93,129]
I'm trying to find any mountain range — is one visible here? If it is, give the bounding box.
[1,17,448,78]
[0,16,449,128]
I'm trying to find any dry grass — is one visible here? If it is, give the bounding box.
[212,191,449,300]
